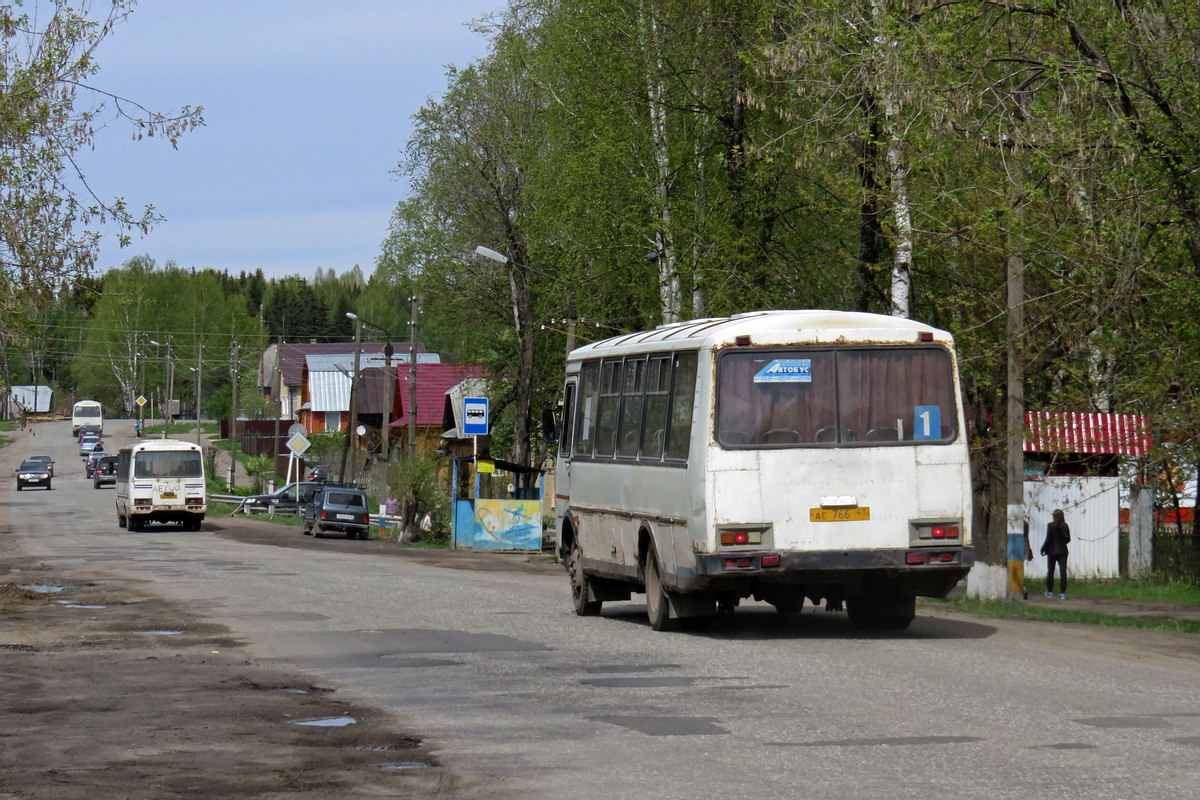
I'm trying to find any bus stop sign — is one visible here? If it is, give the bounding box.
[463,397,489,436]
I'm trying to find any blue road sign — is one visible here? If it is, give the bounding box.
[463,397,489,436]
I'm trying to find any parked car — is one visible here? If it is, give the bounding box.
[93,455,118,489]
[79,435,102,457]
[301,484,370,539]
[15,459,52,491]
[84,451,110,477]
[241,481,324,515]
[305,464,329,482]
[25,455,55,476]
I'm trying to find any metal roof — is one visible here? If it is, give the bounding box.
[307,370,349,412]
[570,310,947,360]
[259,341,437,389]
[1024,411,1152,455]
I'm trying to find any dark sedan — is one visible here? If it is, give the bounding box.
[84,451,110,477]
[26,455,55,476]
[241,481,324,515]
[15,460,52,491]
[93,456,118,489]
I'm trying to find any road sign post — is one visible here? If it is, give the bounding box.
[463,397,489,458]
[286,432,311,490]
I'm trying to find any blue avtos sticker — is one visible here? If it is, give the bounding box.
[754,359,813,383]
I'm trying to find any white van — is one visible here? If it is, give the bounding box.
[71,400,103,437]
[115,439,206,531]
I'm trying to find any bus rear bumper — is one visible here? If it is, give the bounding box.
[689,546,974,597]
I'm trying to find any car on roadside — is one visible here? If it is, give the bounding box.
[15,459,52,491]
[305,464,329,482]
[84,451,110,477]
[26,455,55,476]
[79,434,102,457]
[241,481,324,515]
[92,455,118,489]
[301,484,370,539]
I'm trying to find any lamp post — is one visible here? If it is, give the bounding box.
[149,338,174,439]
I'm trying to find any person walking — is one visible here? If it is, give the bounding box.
[1041,509,1071,599]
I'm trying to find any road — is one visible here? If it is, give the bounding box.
[5,420,1200,799]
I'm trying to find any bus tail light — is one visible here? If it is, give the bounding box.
[720,530,762,546]
[906,551,925,565]
[761,554,781,568]
[724,558,753,569]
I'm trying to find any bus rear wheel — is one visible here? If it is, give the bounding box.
[568,540,602,616]
[644,549,677,632]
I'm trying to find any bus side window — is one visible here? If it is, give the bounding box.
[665,351,697,461]
[616,358,646,459]
[573,361,600,458]
[594,360,620,457]
[560,383,575,457]
[640,356,670,460]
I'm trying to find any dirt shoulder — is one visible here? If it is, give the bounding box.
[0,537,499,799]
[208,512,563,576]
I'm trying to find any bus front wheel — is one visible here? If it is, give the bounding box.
[568,540,602,616]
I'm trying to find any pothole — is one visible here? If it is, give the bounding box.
[18,585,66,593]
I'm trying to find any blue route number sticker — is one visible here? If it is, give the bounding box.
[913,405,941,441]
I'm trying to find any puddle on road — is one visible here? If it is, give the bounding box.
[137,630,184,636]
[289,716,357,727]
[375,762,430,770]
[18,585,66,593]
[276,689,310,694]
[58,603,107,609]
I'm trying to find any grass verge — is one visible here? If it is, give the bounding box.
[0,419,14,448]
[1025,577,1200,605]
[142,421,219,437]
[929,597,1200,635]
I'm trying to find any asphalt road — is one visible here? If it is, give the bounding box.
[8,420,1200,799]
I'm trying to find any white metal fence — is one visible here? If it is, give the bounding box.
[1024,476,1120,579]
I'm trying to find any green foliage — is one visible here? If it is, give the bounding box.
[242,454,274,493]
[304,431,344,470]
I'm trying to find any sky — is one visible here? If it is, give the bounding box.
[80,1,500,279]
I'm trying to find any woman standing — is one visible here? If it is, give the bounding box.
[1041,509,1071,599]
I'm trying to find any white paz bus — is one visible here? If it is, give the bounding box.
[549,310,974,631]
[71,400,103,436]
[115,439,206,531]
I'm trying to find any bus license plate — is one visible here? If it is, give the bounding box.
[160,492,177,499]
[810,507,870,522]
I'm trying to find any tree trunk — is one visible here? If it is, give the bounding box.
[640,0,680,323]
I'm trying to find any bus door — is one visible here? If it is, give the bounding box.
[554,378,577,522]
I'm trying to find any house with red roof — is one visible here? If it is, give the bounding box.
[392,363,487,455]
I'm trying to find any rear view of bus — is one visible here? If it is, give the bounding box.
[706,312,973,629]
[555,310,973,632]
[115,439,206,531]
[71,400,103,437]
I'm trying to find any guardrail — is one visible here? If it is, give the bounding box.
[209,494,246,504]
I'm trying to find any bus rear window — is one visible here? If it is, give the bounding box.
[134,451,203,478]
[717,347,955,447]
[75,406,101,417]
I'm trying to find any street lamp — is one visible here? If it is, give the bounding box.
[149,338,174,439]
[474,245,508,264]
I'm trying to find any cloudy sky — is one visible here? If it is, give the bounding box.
[80,1,499,279]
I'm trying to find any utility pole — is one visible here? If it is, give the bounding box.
[228,339,239,489]
[407,294,420,459]
[339,317,363,482]
[271,337,282,484]
[165,337,175,438]
[564,294,577,357]
[195,344,203,446]
[1004,147,1027,603]
[382,342,395,460]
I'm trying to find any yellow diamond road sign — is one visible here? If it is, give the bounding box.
[136,395,147,407]
[286,432,311,456]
